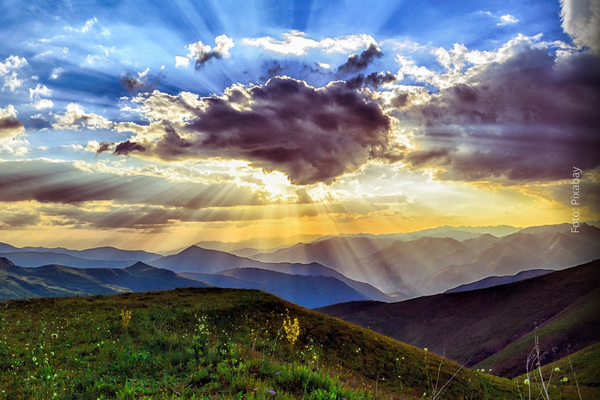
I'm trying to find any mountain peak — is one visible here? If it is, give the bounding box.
[0,257,16,268]
[125,261,155,272]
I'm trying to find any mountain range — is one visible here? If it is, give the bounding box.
[1,222,598,303]
[247,223,600,295]
[0,258,210,299]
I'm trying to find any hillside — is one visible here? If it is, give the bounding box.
[0,258,210,300]
[318,260,600,378]
[0,288,520,399]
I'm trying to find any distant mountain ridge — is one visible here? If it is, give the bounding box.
[248,223,600,296]
[0,243,161,262]
[149,245,392,302]
[0,258,210,300]
[2,222,597,301]
[185,268,370,308]
[444,269,555,293]
[0,255,381,308]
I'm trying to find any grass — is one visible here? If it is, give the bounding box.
[475,285,600,378]
[513,342,600,400]
[0,288,520,399]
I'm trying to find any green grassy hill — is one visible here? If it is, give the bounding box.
[0,288,519,399]
[512,342,600,399]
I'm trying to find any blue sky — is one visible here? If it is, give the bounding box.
[0,0,598,251]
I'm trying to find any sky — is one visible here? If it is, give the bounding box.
[0,0,598,252]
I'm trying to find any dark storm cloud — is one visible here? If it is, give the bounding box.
[346,72,396,90]
[0,213,40,229]
[119,71,163,94]
[0,106,24,139]
[114,140,146,155]
[96,141,114,154]
[113,77,403,185]
[403,49,600,182]
[337,44,383,74]
[0,160,264,209]
[193,51,222,70]
[187,36,234,71]
[267,62,283,76]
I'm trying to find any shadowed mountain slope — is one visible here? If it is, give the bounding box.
[444,269,555,293]
[318,260,600,378]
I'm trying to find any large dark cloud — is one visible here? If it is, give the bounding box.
[337,44,383,74]
[112,77,403,185]
[403,49,600,182]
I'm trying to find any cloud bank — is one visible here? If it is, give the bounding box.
[561,0,600,53]
[402,45,600,182]
[112,77,404,185]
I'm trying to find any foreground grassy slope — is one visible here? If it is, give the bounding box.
[318,260,600,376]
[511,343,600,400]
[475,285,600,377]
[0,288,518,399]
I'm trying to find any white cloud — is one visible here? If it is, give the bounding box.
[84,46,114,66]
[0,56,28,92]
[317,62,331,69]
[29,84,52,100]
[242,31,377,55]
[397,34,549,89]
[50,67,65,80]
[32,99,54,110]
[0,55,28,75]
[85,140,101,152]
[560,0,600,53]
[52,103,113,131]
[175,56,190,68]
[498,14,519,25]
[60,144,85,151]
[181,35,235,69]
[67,18,98,33]
[3,72,24,91]
[65,17,110,36]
